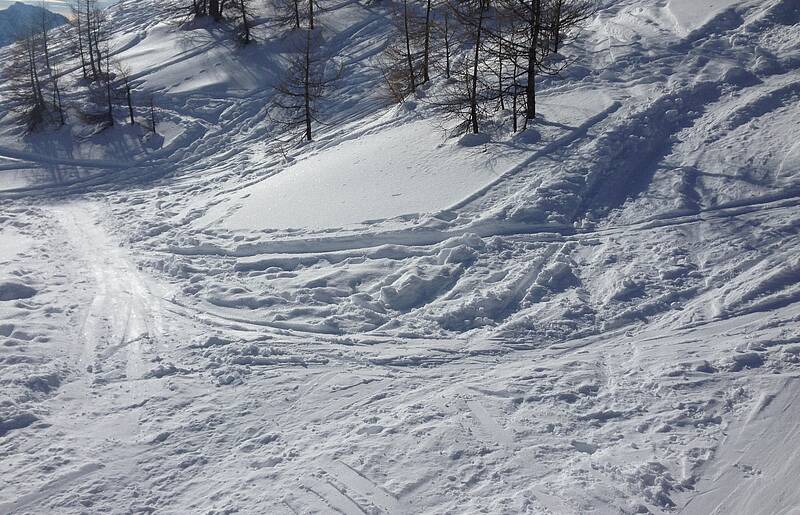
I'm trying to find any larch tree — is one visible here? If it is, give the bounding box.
[481,0,596,126]
[380,0,429,100]
[232,0,254,43]
[103,41,114,126]
[115,62,136,125]
[432,0,488,134]
[272,0,303,29]
[546,0,595,53]
[421,0,433,83]
[5,28,48,131]
[435,9,454,79]
[268,29,339,142]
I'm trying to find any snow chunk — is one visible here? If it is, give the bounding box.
[0,280,37,301]
[0,411,38,436]
[380,265,460,311]
[724,351,765,371]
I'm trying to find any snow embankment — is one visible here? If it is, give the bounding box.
[201,118,515,230]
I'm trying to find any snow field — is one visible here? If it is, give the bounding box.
[1,0,800,511]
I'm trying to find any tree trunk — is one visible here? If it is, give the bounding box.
[30,39,45,108]
[92,14,103,69]
[40,11,51,72]
[403,0,416,92]
[105,54,113,126]
[240,0,251,43]
[308,0,314,30]
[85,2,97,78]
[53,73,65,125]
[470,1,484,134]
[27,40,43,108]
[443,12,450,79]
[512,59,518,132]
[126,83,134,125]
[304,30,312,141]
[497,18,504,110]
[552,0,562,53]
[150,96,157,133]
[293,0,300,28]
[422,0,431,83]
[77,19,88,79]
[210,0,221,19]
[524,0,540,121]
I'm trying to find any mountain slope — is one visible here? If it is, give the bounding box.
[0,2,67,47]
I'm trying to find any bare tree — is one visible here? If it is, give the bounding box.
[380,0,427,100]
[50,59,66,126]
[69,0,108,81]
[91,6,111,74]
[4,29,48,131]
[38,1,52,72]
[103,42,114,126]
[83,0,99,78]
[232,0,254,43]
[546,0,595,53]
[486,0,595,124]
[210,0,222,20]
[272,0,303,29]
[467,0,485,133]
[148,96,158,134]
[434,0,487,133]
[434,9,454,79]
[115,62,135,125]
[421,0,433,83]
[268,29,339,141]
[67,10,89,80]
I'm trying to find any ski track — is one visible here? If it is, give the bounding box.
[0,201,178,512]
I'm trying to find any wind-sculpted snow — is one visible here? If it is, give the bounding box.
[1,0,800,512]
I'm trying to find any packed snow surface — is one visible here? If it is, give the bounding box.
[1,0,800,513]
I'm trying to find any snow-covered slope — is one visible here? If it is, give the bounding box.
[1,0,800,512]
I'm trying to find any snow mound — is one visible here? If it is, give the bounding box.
[202,119,517,230]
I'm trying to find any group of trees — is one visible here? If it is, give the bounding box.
[182,0,595,142]
[262,0,595,142]
[192,0,335,142]
[5,0,157,132]
[4,0,595,140]
[383,0,596,134]
[5,3,69,131]
[190,0,256,42]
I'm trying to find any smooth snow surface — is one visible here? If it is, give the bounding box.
[208,119,516,229]
[666,0,744,34]
[1,0,800,512]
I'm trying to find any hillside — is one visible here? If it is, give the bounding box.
[1,0,799,513]
[0,2,67,47]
